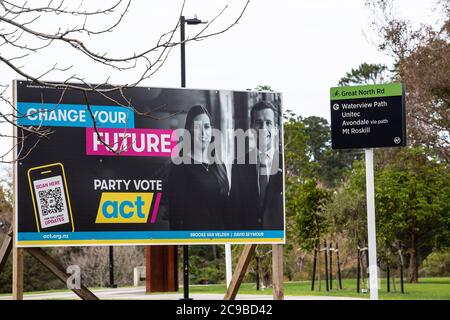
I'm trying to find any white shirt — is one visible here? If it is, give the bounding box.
[258,149,274,176]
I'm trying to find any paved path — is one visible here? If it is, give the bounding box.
[0,286,363,300]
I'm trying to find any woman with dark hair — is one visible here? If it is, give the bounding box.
[168,105,229,230]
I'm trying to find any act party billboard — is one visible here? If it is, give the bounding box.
[14,81,285,246]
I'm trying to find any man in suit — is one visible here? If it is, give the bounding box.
[228,101,284,230]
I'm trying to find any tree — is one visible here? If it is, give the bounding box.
[302,116,329,164]
[0,0,250,162]
[189,245,225,285]
[328,147,450,283]
[324,160,368,250]
[0,166,12,292]
[375,147,450,282]
[0,184,11,232]
[302,116,361,187]
[366,0,450,163]
[338,63,389,86]
[283,113,314,185]
[420,250,450,277]
[254,85,273,92]
[293,179,331,251]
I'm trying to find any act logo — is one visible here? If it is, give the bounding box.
[95,192,153,223]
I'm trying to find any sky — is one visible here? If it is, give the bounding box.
[0,0,443,163]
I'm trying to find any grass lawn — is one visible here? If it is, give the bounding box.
[1,277,448,300]
[190,277,450,300]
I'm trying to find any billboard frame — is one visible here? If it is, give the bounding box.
[13,80,286,247]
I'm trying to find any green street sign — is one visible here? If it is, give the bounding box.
[330,83,403,101]
[330,83,406,149]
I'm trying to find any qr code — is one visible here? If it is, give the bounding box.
[38,187,65,216]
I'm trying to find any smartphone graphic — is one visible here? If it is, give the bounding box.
[28,163,74,232]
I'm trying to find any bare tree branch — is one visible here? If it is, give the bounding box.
[0,0,251,163]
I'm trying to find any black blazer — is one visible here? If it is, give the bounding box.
[227,151,284,230]
[168,162,229,230]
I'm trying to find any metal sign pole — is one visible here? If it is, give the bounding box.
[225,244,232,287]
[365,148,379,300]
[330,83,406,299]
[180,16,191,301]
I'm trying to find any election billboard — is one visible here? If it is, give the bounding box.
[14,81,285,246]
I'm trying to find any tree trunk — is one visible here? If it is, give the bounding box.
[408,234,419,283]
[212,245,217,259]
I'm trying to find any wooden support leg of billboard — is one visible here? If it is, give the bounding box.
[223,244,284,300]
[0,227,13,273]
[0,228,22,300]
[12,245,24,300]
[2,228,99,300]
[224,244,256,300]
[26,248,99,300]
[272,244,284,300]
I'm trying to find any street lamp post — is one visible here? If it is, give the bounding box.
[108,246,117,288]
[179,15,207,301]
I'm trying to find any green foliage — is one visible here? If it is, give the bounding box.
[0,182,14,293]
[0,185,12,232]
[324,172,367,249]
[302,116,330,162]
[189,277,450,300]
[283,113,314,182]
[283,115,328,252]
[326,146,450,280]
[0,249,63,293]
[254,85,273,92]
[375,147,450,274]
[23,250,64,291]
[420,251,450,277]
[301,116,362,187]
[338,63,389,86]
[292,179,332,251]
[0,233,11,293]
[283,113,362,253]
[366,0,450,162]
[189,246,225,284]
